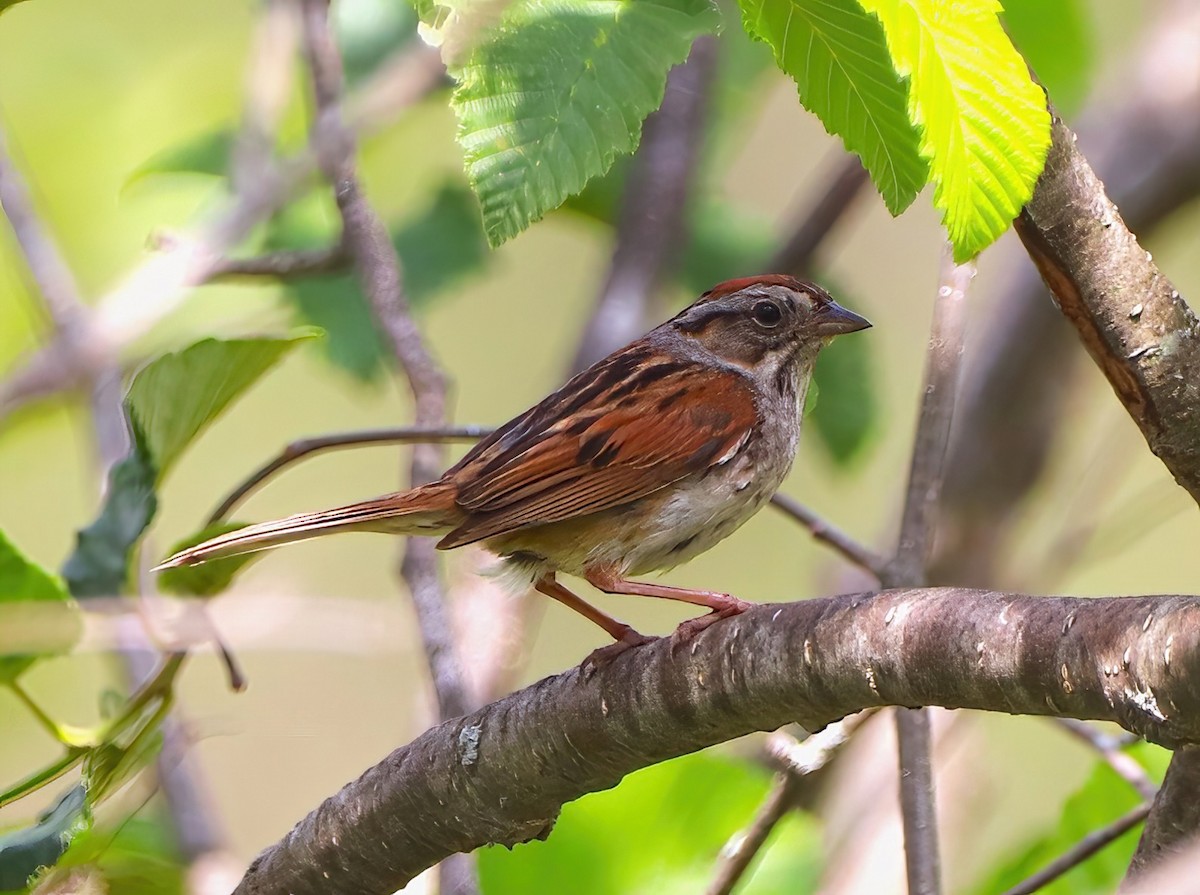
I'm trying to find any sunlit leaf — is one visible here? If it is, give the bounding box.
[859,0,1051,261]
[0,786,90,892]
[0,530,80,684]
[1001,0,1093,116]
[156,522,259,597]
[126,333,318,479]
[448,0,721,246]
[737,0,927,215]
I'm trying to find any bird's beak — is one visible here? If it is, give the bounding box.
[814,300,872,336]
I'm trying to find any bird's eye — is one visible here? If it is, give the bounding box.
[751,300,782,327]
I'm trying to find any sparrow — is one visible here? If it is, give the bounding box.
[156,275,870,654]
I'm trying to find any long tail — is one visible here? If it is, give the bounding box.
[154,481,458,569]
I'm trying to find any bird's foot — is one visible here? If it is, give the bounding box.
[580,627,656,676]
[672,597,754,644]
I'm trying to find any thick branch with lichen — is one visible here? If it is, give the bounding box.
[234,589,1200,895]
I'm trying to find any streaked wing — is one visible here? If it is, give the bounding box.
[438,347,756,548]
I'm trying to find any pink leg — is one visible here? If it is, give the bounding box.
[535,574,654,665]
[583,566,753,639]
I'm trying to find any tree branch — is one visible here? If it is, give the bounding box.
[1013,107,1200,878]
[767,154,869,277]
[1013,114,1200,504]
[879,250,973,895]
[300,5,474,890]
[233,589,1200,895]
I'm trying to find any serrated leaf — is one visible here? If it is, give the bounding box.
[156,522,259,597]
[450,0,721,247]
[971,759,1143,895]
[737,0,926,215]
[810,322,877,464]
[1001,0,1093,116]
[61,437,158,600]
[0,785,90,892]
[0,531,80,684]
[126,333,318,479]
[859,0,1051,261]
[127,129,234,186]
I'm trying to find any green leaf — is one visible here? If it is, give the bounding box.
[737,0,926,216]
[127,129,234,185]
[61,437,158,600]
[448,0,721,247]
[82,729,164,805]
[479,753,822,894]
[0,531,80,684]
[51,815,184,895]
[1001,0,1093,116]
[126,333,318,479]
[859,0,1051,261]
[971,759,1143,895]
[0,785,90,892]
[810,319,878,464]
[156,522,259,597]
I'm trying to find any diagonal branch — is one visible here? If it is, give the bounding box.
[233,588,1200,895]
[1013,108,1200,878]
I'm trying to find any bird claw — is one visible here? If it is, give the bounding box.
[580,629,656,676]
[671,598,754,644]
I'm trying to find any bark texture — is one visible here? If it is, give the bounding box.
[234,589,1200,895]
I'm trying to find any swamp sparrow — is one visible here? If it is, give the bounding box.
[157,275,870,654]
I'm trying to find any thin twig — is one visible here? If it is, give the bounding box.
[1055,718,1158,801]
[1001,804,1150,895]
[571,37,718,372]
[208,242,349,280]
[706,774,802,895]
[300,4,475,890]
[0,42,444,425]
[768,154,870,277]
[769,493,887,579]
[208,425,490,523]
[707,714,877,895]
[883,248,975,895]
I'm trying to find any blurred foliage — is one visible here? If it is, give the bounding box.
[1002,0,1095,116]
[265,181,488,379]
[0,787,89,893]
[31,815,184,895]
[972,742,1169,895]
[0,531,79,683]
[63,335,314,598]
[478,752,822,894]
